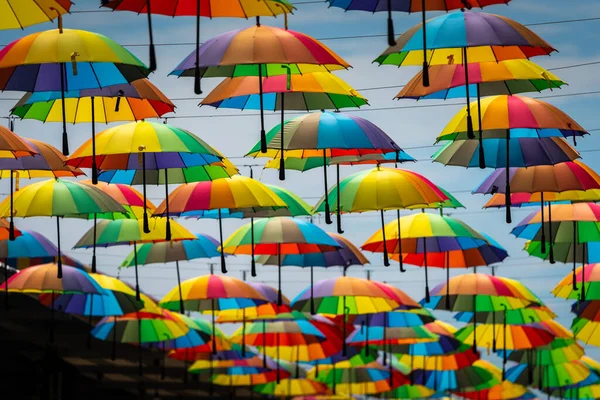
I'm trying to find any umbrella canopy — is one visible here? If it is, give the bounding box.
[0,137,82,178]
[553,264,600,300]
[40,272,145,317]
[395,347,480,371]
[0,125,38,159]
[202,73,368,111]
[362,212,491,299]
[409,364,495,392]
[455,323,556,351]
[452,360,529,400]
[390,321,466,356]
[222,217,340,304]
[506,360,591,389]
[500,339,585,367]
[11,79,175,123]
[80,180,155,219]
[1,263,103,295]
[438,95,587,141]
[433,137,580,169]
[0,0,72,30]
[263,151,415,172]
[474,161,600,195]
[66,121,223,170]
[255,232,369,274]
[397,59,565,100]
[375,11,555,67]
[254,378,331,397]
[484,191,600,209]
[97,164,238,185]
[454,306,557,325]
[0,28,149,92]
[230,312,345,362]
[570,315,600,347]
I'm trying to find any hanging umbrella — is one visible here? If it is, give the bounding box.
[102,0,294,76]
[452,360,529,400]
[0,23,150,155]
[314,166,448,264]
[170,24,350,146]
[40,273,145,317]
[409,363,496,393]
[453,306,557,325]
[255,233,370,294]
[221,217,341,304]
[120,233,222,313]
[375,11,554,134]
[216,282,291,325]
[67,120,225,235]
[73,217,195,299]
[206,74,369,185]
[330,0,513,74]
[506,360,591,389]
[547,357,600,399]
[168,329,234,363]
[92,309,189,375]
[1,263,104,342]
[0,0,72,30]
[254,378,331,397]
[308,359,408,395]
[0,179,126,277]
[379,383,435,399]
[397,59,565,100]
[499,339,585,367]
[291,276,420,355]
[362,212,493,300]
[97,163,238,186]
[153,175,287,273]
[246,111,401,231]
[553,263,600,300]
[512,203,600,301]
[12,79,175,184]
[159,273,270,353]
[484,190,600,209]
[230,312,346,377]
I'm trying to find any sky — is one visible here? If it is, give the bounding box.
[1,0,600,371]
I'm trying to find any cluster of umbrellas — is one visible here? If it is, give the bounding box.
[0,0,599,398]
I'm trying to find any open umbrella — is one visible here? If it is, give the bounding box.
[512,203,600,301]
[170,24,350,147]
[0,22,150,155]
[12,79,175,183]
[0,179,126,277]
[153,175,287,273]
[397,59,565,100]
[1,263,104,342]
[376,11,554,135]
[0,0,72,30]
[553,264,600,300]
[255,233,370,294]
[362,212,492,300]
[452,360,529,400]
[313,166,448,265]
[67,120,225,235]
[247,111,401,229]
[102,0,294,76]
[506,360,591,390]
[73,217,195,299]
[160,273,270,354]
[221,217,341,305]
[120,233,222,313]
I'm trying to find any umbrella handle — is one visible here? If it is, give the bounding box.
[476,85,485,169]
[218,210,227,274]
[59,63,69,156]
[91,97,98,184]
[279,93,285,180]
[310,265,315,315]
[277,244,282,306]
[463,47,474,140]
[386,0,395,46]
[250,218,257,277]
[396,210,404,272]
[380,210,390,267]
[420,0,429,87]
[92,215,97,273]
[165,169,171,241]
[146,0,157,72]
[194,0,202,94]
[176,261,184,314]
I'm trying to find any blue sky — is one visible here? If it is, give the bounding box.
[1,0,600,365]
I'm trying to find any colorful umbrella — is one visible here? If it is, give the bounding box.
[362,212,492,299]
[102,0,294,75]
[314,166,448,264]
[389,320,466,357]
[379,383,435,399]
[153,175,287,273]
[247,111,401,228]
[254,378,331,397]
[120,233,221,313]
[1,263,104,341]
[221,217,341,304]
[500,339,585,367]
[553,263,600,300]
[67,120,225,233]
[73,217,195,299]
[409,363,495,393]
[216,281,291,324]
[0,24,150,154]
[0,0,72,30]
[159,274,269,353]
[0,178,126,277]
[454,306,557,325]
[452,360,529,400]
[255,233,369,294]
[512,203,600,300]
[506,360,591,390]
[397,59,565,100]
[375,11,554,125]
[170,24,350,146]
[548,357,600,399]
[484,190,600,209]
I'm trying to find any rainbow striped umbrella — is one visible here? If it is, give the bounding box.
[452,360,529,400]
[506,360,591,391]
[222,217,340,305]
[0,25,149,154]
